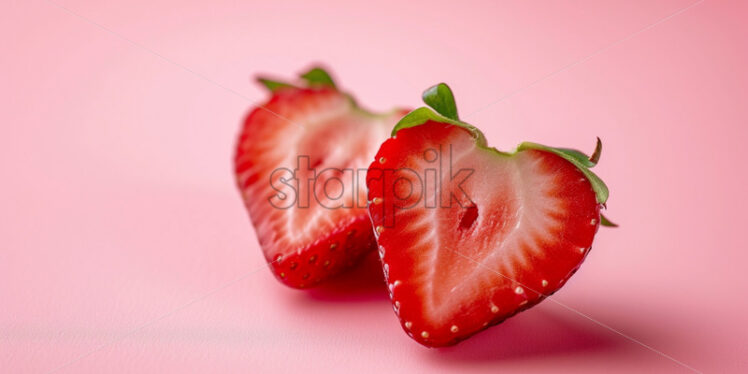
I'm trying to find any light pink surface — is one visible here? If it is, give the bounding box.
[2,1,747,373]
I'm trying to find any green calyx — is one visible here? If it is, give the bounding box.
[256,66,406,120]
[393,84,486,145]
[256,66,337,93]
[257,78,295,92]
[300,67,336,88]
[392,83,613,208]
[517,142,608,204]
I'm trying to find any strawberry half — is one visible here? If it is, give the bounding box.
[366,83,614,347]
[234,67,407,288]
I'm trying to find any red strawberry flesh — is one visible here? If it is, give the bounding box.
[235,73,406,288]
[366,84,608,346]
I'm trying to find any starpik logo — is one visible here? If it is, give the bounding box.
[268,144,475,227]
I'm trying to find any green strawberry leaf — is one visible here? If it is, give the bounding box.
[422,83,459,120]
[517,142,609,204]
[393,83,484,142]
[600,213,618,227]
[257,67,336,91]
[553,148,596,168]
[549,138,602,168]
[392,107,487,145]
[300,67,337,88]
[256,77,295,92]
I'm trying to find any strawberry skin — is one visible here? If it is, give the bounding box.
[234,68,406,288]
[366,84,612,347]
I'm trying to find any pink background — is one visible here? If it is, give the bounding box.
[2,0,747,372]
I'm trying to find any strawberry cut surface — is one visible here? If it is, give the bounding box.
[234,68,406,288]
[366,84,611,347]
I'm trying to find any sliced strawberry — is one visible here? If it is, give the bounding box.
[235,67,407,288]
[366,83,613,346]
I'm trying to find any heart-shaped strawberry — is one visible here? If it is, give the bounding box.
[235,67,407,288]
[366,83,614,346]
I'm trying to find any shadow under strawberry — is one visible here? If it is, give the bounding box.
[427,306,624,362]
[300,252,390,304]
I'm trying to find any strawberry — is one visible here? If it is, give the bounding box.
[366,83,614,346]
[234,67,407,288]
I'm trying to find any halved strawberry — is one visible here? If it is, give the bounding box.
[366,83,614,346]
[234,67,407,288]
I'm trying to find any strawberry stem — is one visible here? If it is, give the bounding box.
[589,137,602,165]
